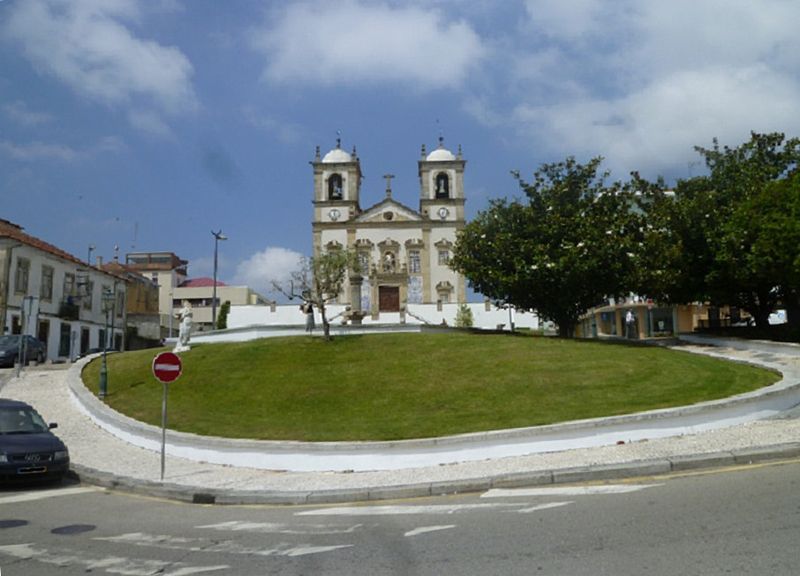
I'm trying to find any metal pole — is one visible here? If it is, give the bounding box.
[160,382,168,481]
[99,307,108,399]
[212,235,218,329]
[211,230,227,330]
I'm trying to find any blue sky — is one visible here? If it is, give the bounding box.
[3,0,800,298]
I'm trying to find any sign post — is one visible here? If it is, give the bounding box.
[152,352,182,481]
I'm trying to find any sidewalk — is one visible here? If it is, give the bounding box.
[2,336,799,505]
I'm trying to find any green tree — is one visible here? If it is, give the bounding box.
[640,133,800,328]
[274,249,359,340]
[455,303,474,328]
[452,157,640,337]
[215,300,230,330]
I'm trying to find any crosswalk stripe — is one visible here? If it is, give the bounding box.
[0,486,97,505]
[482,484,662,498]
[196,520,362,535]
[0,543,227,576]
[297,503,522,516]
[517,502,573,513]
[405,525,456,537]
[95,532,352,557]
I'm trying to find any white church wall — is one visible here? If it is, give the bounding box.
[228,302,540,331]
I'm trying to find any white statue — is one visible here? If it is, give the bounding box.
[174,300,193,352]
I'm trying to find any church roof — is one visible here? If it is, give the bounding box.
[321,137,354,163]
[355,197,422,223]
[426,136,456,161]
[322,147,352,163]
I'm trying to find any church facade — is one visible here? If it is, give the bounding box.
[311,138,467,318]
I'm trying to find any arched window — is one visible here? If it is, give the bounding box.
[328,174,343,200]
[435,173,450,198]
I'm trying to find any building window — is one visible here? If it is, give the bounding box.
[116,290,125,317]
[357,252,370,275]
[408,250,421,273]
[63,273,76,301]
[82,280,94,310]
[14,258,30,293]
[40,265,54,301]
[435,173,450,198]
[328,173,343,200]
[438,249,450,266]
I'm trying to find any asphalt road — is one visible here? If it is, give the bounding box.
[1,459,798,575]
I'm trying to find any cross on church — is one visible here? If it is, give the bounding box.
[383,173,395,197]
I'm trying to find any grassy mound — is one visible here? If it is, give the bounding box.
[81,332,778,441]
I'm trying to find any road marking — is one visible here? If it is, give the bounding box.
[517,502,573,513]
[482,484,662,498]
[297,503,522,516]
[96,532,352,557]
[0,543,227,575]
[405,525,456,537]
[196,520,363,535]
[0,486,97,505]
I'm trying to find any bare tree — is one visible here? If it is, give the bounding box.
[273,250,359,340]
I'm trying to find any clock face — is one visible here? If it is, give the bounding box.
[328,208,341,221]
[437,207,449,219]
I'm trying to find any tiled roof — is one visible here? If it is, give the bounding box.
[1,218,85,267]
[0,218,123,280]
[179,277,227,288]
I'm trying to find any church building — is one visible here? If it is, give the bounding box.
[312,137,467,318]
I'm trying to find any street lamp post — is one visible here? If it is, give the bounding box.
[211,230,227,330]
[99,288,115,400]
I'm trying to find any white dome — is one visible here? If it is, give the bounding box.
[322,147,352,163]
[426,139,457,161]
[426,147,456,161]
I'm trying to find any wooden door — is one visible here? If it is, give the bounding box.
[378,286,400,312]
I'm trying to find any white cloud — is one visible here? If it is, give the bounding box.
[2,0,197,133]
[127,109,174,139]
[241,106,303,144]
[3,101,52,126]
[233,246,305,294]
[493,0,800,180]
[250,0,485,89]
[0,136,123,163]
[0,140,78,162]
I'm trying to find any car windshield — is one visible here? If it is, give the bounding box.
[0,335,20,347]
[0,406,49,434]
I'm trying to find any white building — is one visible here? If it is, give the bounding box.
[312,138,467,319]
[0,219,126,361]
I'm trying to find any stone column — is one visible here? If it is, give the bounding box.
[349,274,363,324]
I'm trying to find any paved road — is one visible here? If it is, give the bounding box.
[1,460,798,575]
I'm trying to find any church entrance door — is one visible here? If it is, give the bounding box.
[378,286,400,312]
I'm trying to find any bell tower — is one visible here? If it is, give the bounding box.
[418,137,465,223]
[312,138,362,227]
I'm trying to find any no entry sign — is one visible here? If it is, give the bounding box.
[152,351,183,383]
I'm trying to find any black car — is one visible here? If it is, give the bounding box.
[0,399,70,484]
[0,334,46,367]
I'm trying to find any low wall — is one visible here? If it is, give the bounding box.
[228,302,541,332]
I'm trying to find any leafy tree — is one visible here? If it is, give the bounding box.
[452,157,640,337]
[639,133,800,327]
[273,249,359,340]
[455,303,474,328]
[215,300,230,330]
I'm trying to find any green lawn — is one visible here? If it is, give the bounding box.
[81,332,779,441]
